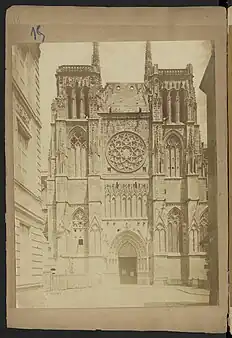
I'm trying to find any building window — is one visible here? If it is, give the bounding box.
[165,134,182,177]
[189,227,199,253]
[167,207,182,253]
[137,197,143,218]
[128,197,133,218]
[162,89,168,119]
[154,225,166,253]
[111,197,116,218]
[78,238,84,246]
[179,89,187,123]
[17,129,28,182]
[105,194,111,217]
[199,209,208,252]
[122,196,127,218]
[170,89,177,123]
[189,211,208,253]
[68,127,87,177]
[67,87,73,119]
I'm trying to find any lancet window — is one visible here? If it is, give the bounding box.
[199,209,208,252]
[67,87,73,119]
[170,89,177,123]
[112,197,117,218]
[179,89,187,123]
[167,207,182,253]
[68,127,87,177]
[128,197,133,218]
[75,86,81,119]
[105,194,111,217]
[137,197,143,218]
[189,224,199,253]
[154,224,166,253]
[122,196,127,218]
[90,220,101,255]
[83,86,89,118]
[165,134,182,177]
[106,195,146,218]
[104,183,148,219]
[162,88,168,119]
[189,210,208,253]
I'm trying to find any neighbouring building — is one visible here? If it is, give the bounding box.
[43,42,209,288]
[199,43,219,304]
[12,44,45,302]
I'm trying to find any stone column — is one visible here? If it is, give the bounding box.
[72,88,77,119]
[176,92,180,123]
[167,92,171,123]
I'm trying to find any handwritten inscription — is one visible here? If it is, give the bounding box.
[31,25,45,43]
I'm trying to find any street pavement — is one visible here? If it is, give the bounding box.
[17,283,209,308]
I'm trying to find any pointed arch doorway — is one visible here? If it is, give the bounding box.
[118,242,137,284]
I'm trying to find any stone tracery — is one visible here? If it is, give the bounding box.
[167,207,183,253]
[165,133,182,177]
[104,183,148,219]
[154,223,166,253]
[106,131,147,173]
[68,127,87,177]
[72,207,88,230]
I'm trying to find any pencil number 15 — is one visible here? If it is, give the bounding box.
[31,25,45,43]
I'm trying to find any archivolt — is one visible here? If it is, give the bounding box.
[109,230,147,258]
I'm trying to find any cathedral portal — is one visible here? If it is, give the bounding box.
[109,230,149,285]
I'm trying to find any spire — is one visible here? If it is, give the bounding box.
[144,41,153,81]
[91,42,100,73]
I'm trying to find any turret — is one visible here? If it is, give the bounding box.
[144,41,153,82]
[92,42,101,75]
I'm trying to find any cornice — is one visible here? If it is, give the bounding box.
[14,178,41,203]
[15,202,44,225]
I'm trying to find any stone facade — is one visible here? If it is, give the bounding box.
[43,42,209,287]
[12,44,46,296]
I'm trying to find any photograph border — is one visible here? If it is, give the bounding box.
[5,6,227,332]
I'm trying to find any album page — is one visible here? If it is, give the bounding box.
[5,6,228,332]
[228,5,232,333]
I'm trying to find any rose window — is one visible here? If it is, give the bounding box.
[106,131,146,173]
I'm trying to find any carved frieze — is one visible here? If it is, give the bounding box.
[105,182,149,198]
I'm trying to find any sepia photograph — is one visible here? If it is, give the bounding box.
[6,6,227,332]
[12,40,219,309]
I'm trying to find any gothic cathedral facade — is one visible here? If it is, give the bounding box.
[43,42,209,287]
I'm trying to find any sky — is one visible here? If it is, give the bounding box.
[39,41,211,171]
